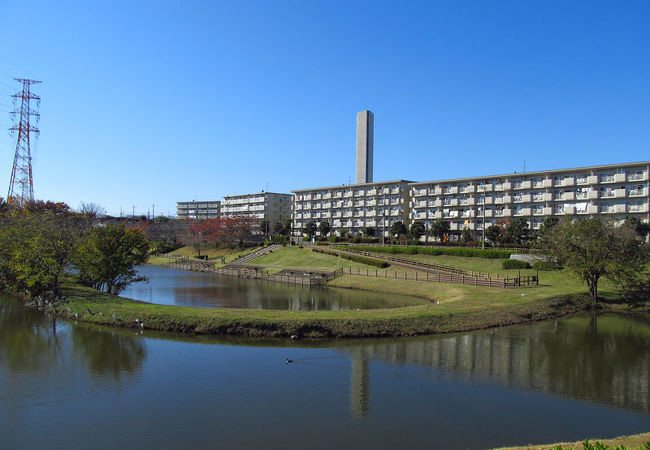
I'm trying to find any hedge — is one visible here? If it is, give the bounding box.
[346,245,513,259]
[312,247,389,268]
[502,259,530,269]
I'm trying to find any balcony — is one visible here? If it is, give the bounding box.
[562,192,575,201]
[628,203,648,213]
[367,189,377,196]
[543,207,553,215]
[477,184,494,192]
[564,205,576,214]
[614,173,626,183]
[628,189,646,197]
[587,175,599,184]
[533,208,544,216]
[587,205,599,214]
[614,189,626,198]
[543,179,553,188]
[628,172,648,181]
[413,189,427,197]
[502,182,512,190]
[562,178,575,187]
[461,185,475,193]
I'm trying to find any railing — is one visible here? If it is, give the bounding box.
[342,267,536,288]
[335,247,503,279]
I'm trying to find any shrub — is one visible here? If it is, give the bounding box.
[533,260,561,271]
[342,254,389,267]
[311,247,388,267]
[301,236,310,242]
[329,236,338,243]
[502,259,530,269]
[347,245,513,259]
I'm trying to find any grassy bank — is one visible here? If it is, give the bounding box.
[496,431,650,449]
[62,245,644,339]
[148,245,261,266]
[49,280,594,338]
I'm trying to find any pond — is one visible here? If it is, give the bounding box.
[1,295,648,449]
[119,265,426,310]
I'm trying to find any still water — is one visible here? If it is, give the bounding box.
[1,294,649,449]
[120,265,426,310]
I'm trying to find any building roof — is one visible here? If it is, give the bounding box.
[408,161,650,186]
[223,192,293,199]
[292,180,414,193]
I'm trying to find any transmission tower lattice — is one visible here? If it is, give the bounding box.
[7,78,41,204]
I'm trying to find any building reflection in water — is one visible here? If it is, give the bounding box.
[343,313,650,417]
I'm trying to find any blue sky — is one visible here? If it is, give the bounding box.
[0,0,648,216]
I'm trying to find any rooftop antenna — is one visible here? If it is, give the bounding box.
[523,160,527,173]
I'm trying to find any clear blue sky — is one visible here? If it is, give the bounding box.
[1,0,648,217]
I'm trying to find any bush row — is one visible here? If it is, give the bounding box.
[312,247,389,268]
[346,245,513,259]
[502,259,530,269]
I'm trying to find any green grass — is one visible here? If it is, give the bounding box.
[148,246,262,266]
[495,432,650,450]
[249,246,381,271]
[49,276,600,339]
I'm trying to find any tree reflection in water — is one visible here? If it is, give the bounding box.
[71,325,146,380]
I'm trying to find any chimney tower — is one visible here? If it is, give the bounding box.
[355,110,373,184]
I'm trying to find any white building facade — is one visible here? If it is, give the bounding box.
[222,192,293,228]
[409,161,649,238]
[292,180,412,238]
[176,201,221,219]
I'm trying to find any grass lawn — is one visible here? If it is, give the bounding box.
[249,246,382,271]
[148,246,261,266]
[496,432,650,450]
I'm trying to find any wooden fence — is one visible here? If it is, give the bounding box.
[342,267,537,288]
[164,261,342,287]
[334,247,514,280]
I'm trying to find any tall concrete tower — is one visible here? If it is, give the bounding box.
[356,110,374,184]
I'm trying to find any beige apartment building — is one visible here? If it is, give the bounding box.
[409,161,649,239]
[221,192,293,229]
[176,200,221,219]
[292,161,649,239]
[292,180,412,238]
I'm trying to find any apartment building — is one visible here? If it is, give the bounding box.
[409,161,650,239]
[176,200,221,220]
[292,180,412,238]
[221,192,293,229]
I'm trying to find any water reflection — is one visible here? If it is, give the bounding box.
[1,295,649,449]
[341,313,650,415]
[121,265,424,310]
[71,325,146,380]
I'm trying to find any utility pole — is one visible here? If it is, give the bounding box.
[132,205,135,218]
[7,78,41,204]
[152,203,155,219]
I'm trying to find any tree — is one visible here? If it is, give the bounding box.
[390,221,407,238]
[545,217,649,303]
[506,218,530,246]
[318,221,331,237]
[430,219,450,242]
[409,221,426,241]
[0,207,75,299]
[259,218,270,238]
[461,227,472,243]
[485,224,502,244]
[539,216,560,238]
[182,220,210,256]
[624,216,650,239]
[79,201,106,225]
[304,220,317,238]
[273,221,284,235]
[74,224,149,295]
[363,226,376,237]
